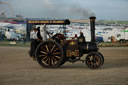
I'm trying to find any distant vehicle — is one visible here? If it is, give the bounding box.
[27,17,104,69]
[119,29,128,43]
[96,36,104,43]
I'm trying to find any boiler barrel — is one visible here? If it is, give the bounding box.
[79,42,98,53]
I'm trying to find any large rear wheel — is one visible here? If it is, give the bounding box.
[35,40,63,68]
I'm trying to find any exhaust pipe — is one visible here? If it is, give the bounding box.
[90,16,96,43]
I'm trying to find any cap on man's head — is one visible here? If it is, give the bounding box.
[32,25,37,30]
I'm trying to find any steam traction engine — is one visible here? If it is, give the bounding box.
[27,17,104,69]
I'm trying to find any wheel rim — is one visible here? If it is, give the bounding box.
[97,52,104,65]
[86,53,102,69]
[36,41,63,67]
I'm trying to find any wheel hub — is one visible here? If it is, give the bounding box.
[47,52,53,57]
[93,58,97,63]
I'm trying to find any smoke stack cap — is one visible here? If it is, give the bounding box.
[90,16,96,20]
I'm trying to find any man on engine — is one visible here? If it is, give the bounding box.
[29,24,47,60]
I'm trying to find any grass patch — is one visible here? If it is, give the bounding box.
[0,41,30,47]
[98,42,128,47]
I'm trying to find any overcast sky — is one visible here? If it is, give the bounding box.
[1,0,128,20]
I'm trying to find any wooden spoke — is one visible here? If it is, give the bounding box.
[51,58,55,66]
[96,61,99,66]
[39,54,46,57]
[40,51,47,54]
[49,57,53,66]
[53,47,59,52]
[51,45,56,52]
[48,57,51,65]
[46,57,49,64]
[42,56,48,62]
[54,56,60,59]
[52,56,58,62]
[45,45,49,52]
[48,57,53,66]
[95,56,101,66]
[42,56,48,61]
[53,52,61,55]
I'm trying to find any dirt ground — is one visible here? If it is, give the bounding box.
[0,46,128,85]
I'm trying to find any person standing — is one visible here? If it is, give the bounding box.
[29,26,38,60]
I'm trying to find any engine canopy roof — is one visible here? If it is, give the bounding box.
[27,18,70,25]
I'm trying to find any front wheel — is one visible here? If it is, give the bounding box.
[85,52,104,69]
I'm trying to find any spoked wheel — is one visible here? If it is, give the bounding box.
[85,52,104,69]
[35,40,63,68]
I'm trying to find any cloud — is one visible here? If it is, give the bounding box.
[6,0,95,19]
[2,0,128,20]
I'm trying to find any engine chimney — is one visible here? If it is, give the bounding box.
[90,16,96,43]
